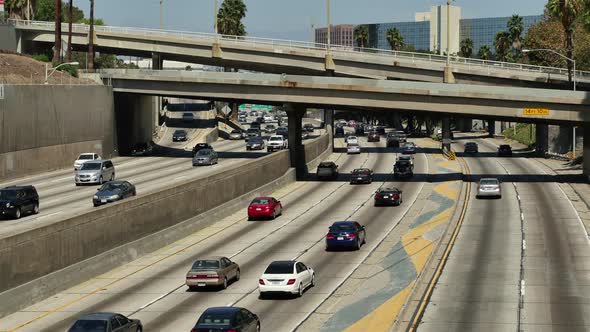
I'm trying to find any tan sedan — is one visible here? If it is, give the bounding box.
[186,256,241,290]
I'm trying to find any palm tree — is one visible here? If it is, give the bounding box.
[354,25,369,48]
[88,0,94,72]
[507,14,524,54]
[217,0,247,36]
[478,45,491,60]
[494,31,511,62]
[52,0,62,64]
[547,0,584,86]
[385,27,404,51]
[459,38,474,58]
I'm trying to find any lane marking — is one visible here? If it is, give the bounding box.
[521,213,525,221]
[522,240,526,251]
[520,280,526,296]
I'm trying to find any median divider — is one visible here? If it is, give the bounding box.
[0,134,330,318]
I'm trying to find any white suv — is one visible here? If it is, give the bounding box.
[267,135,288,152]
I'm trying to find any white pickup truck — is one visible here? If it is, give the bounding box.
[267,135,288,152]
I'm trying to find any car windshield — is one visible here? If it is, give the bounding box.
[399,156,411,160]
[348,144,359,147]
[183,113,193,117]
[197,312,232,326]
[134,143,147,149]
[69,320,107,332]
[269,137,282,141]
[348,136,357,140]
[397,161,410,166]
[264,262,294,274]
[99,182,124,191]
[80,163,101,170]
[480,179,499,186]
[251,198,270,205]
[231,130,241,134]
[196,150,211,156]
[319,162,334,168]
[266,125,275,129]
[329,224,355,232]
[192,260,220,270]
[78,154,93,160]
[250,138,263,143]
[247,129,259,133]
[352,169,369,174]
[174,130,186,135]
[0,189,17,200]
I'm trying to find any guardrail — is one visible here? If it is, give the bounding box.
[9,19,590,80]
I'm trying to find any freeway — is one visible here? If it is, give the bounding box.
[0,131,431,331]
[416,135,590,331]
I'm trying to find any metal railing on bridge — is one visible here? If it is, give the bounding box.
[11,19,590,80]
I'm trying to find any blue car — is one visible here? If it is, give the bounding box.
[325,221,366,251]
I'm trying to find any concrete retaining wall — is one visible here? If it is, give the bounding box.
[0,24,17,52]
[0,85,115,180]
[0,134,330,317]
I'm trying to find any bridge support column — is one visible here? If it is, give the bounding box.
[324,109,334,152]
[458,118,472,132]
[488,120,496,137]
[444,66,456,84]
[442,117,451,151]
[536,123,548,156]
[285,104,307,180]
[584,125,590,179]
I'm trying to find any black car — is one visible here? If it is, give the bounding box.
[350,168,373,184]
[131,142,153,156]
[68,312,142,332]
[355,124,365,136]
[464,142,479,153]
[303,123,315,133]
[498,144,513,157]
[335,126,345,137]
[250,122,261,130]
[374,187,403,206]
[317,161,339,180]
[256,116,265,124]
[245,128,261,141]
[276,127,289,139]
[93,181,136,207]
[375,126,386,135]
[394,160,414,178]
[193,143,213,156]
[246,136,265,150]
[0,185,39,219]
[367,131,380,142]
[172,129,188,142]
[192,307,259,332]
[386,133,401,147]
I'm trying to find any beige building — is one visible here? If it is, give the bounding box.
[315,24,354,47]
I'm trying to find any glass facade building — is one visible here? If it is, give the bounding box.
[367,21,430,51]
[460,15,542,54]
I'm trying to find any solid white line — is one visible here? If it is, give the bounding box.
[36,212,61,219]
[522,239,526,251]
[139,292,171,310]
[520,280,526,296]
[520,213,525,221]
[517,195,521,201]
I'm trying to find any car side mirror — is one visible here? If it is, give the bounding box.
[102,167,107,170]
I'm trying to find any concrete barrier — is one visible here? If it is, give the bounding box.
[0,133,330,317]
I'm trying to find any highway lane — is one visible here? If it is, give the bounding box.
[417,138,522,331]
[0,137,260,238]
[0,133,431,332]
[417,136,590,331]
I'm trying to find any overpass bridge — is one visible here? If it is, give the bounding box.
[8,19,590,89]
[98,69,590,176]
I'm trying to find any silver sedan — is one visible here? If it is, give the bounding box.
[477,178,501,198]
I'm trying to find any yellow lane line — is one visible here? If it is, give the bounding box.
[408,156,471,331]
[8,181,308,331]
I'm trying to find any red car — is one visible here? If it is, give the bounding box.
[248,197,283,220]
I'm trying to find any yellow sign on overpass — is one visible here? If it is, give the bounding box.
[523,108,550,116]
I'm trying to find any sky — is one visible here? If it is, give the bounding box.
[75,0,548,41]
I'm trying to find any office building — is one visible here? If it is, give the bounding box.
[318,6,542,56]
[315,24,354,47]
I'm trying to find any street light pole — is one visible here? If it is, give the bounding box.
[159,0,163,30]
[446,0,451,65]
[45,62,80,84]
[327,0,331,54]
[214,0,218,35]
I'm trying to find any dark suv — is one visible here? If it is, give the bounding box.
[386,133,401,147]
[394,160,414,178]
[498,144,513,157]
[0,186,39,219]
[317,161,339,180]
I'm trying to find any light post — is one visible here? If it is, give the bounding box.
[159,0,163,30]
[446,0,452,65]
[214,0,218,35]
[45,62,79,84]
[523,48,577,156]
[326,0,331,55]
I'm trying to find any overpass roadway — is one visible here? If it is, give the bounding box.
[10,20,590,88]
[100,70,590,125]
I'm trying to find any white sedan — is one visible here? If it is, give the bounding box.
[347,143,361,154]
[259,261,315,298]
[73,153,101,170]
[345,136,358,144]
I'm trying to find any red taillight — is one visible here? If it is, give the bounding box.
[375,194,381,199]
[259,279,265,285]
[346,233,357,239]
[326,234,335,239]
[287,279,296,285]
[393,194,399,199]
[191,329,196,332]
[227,330,237,332]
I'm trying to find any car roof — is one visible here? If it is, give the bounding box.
[78,153,95,156]
[319,161,335,166]
[1,185,35,191]
[196,143,210,146]
[331,221,356,226]
[101,180,126,185]
[480,178,499,182]
[194,256,224,262]
[77,312,118,320]
[268,260,295,267]
[352,168,370,172]
[377,187,401,192]
[203,307,241,314]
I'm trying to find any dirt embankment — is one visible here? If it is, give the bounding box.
[0,53,96,84]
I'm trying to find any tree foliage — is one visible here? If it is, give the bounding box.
[459,38,474,58]
[354,25,369,48]
[494,31,511,61]
[217,0,247,36]
[385,27,404,51]
[477,45,491,60]
[507,14,524,53]
[35,0,84,22]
